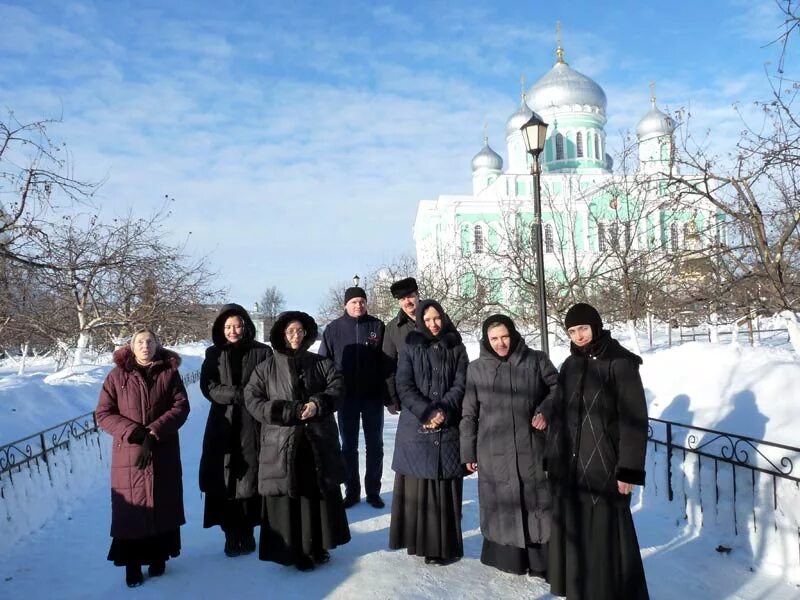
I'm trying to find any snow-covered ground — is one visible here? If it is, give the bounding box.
[1,336,799,599]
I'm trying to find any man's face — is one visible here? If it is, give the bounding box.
[345,297,367,318]
[398,292,419,320]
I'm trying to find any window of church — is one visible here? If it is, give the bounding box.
[670,222,680,252]
[598,222,606,252]
[594,135,600,160]
[555,133,564,160]
[544,224,554,253]
[624,222,633,249]
[609,222,620,251]
[576,132,584,158]
[474,225,484,253]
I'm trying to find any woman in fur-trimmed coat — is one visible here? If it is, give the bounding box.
[95,327,190,588]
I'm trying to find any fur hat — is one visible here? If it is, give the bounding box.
[389,277,418,299]
[344,286,367,304]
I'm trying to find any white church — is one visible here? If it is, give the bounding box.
[412,38,722,311]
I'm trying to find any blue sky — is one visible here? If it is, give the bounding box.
[0,0,791,315]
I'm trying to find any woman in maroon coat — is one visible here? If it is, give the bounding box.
[96,327,190,588]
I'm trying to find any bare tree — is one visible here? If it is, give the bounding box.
[259,285,286,332]
[317,281,348,326]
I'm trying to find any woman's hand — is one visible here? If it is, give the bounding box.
[531,413,547,430]
[617,481,634,495]
[423,409,445,429]
[465,462,478,473]
[299,402,317,420]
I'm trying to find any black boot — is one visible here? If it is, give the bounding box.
[240,527,256,555]
[224,531,241,557]
[295,554,315,572]
[148,560,166,577]
[126,564,144,587]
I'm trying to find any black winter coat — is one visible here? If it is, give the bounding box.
[460,339,559,547]
[548,330,648,505]
[318,313,385,402]
[392,300,468,480]
[244,312,347,498]
[382,309,416,406]
[199,304,272,499]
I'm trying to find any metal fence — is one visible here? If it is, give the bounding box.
[677,327,790,345]
[0,368,201,482]
[647,417,800,537]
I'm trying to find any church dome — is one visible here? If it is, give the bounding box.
[506,97,533,137]
[528,52,607,113]
[471,139,503,172]
[636,98,676,139]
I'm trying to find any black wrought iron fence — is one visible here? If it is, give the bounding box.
[0,368,201,482]
[647,417,800,538]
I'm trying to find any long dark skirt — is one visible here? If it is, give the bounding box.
[389,473,463,560]
[548,495,649,599]
[481,538,547,576]
[203,494,261,532]
[258,435,351,566]
[107,529,181,567]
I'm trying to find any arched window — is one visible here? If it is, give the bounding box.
[609,222,620,250]
[624,221,633,249]
[594,134,600,160]
[576,131,584,158]
[544,224,554,253]
[670,222,679,252]
[474,225,484,253]
[555,133,564,160]
[598,222,606,252]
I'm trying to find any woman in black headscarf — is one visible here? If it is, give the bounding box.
[460,314,559,577]
[547,303,649,599]
[389,299,469,565]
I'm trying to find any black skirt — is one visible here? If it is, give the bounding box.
[258,434,351,566]
[203,494,261,531]
[389,473,463,560]
[107,529,181,567]
[481,538,547,576]
[548,495,649,600]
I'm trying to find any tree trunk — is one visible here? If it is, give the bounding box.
[73,331,89,366]
[709,312,719,344]
[779,311,800,357]
[17,342,29,375]
[626,320,642,354]
[730,320,740,346]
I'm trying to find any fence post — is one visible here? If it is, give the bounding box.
[39,432,52,482]
[666,422,674,502]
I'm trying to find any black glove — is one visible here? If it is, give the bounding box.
[135,433,156,470]
[128,425,148,445]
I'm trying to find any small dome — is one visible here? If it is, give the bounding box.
[528,58,607,113]
[472,139,503,172]
[506,97,533,137]
[637,99,676,139]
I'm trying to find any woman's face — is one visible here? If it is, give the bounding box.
[567,324,593,347]
[284,320,306,350]
[132,332,157,364]
[423,306,442,336]
[224,315,244,343]
[487,324,511,357]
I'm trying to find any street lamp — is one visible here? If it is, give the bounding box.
[353,274,360,287]
[520,111,550,355]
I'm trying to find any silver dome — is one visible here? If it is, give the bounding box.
[636,99,676,138]
[506,97,533,137]
[528,61,607,112]
[472,139,503,172]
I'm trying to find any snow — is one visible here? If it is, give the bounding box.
[1,338,799,599]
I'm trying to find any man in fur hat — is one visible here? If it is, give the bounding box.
[382,277,419,414]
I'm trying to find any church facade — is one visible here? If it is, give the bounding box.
[413,43,722,313]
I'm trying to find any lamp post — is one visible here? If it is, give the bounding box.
[520,111,550,355]
[353,274,360,287]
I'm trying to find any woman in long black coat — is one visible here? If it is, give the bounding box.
[460,314,559,576]
[199,304,272,556]
[389,299,469,565]
[244,311,351,571]
[547,303,649,599]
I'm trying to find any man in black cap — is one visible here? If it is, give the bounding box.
[319,286,387,508]
[382,277,419,414]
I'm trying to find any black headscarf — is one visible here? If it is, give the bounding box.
[481,313,522,362]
